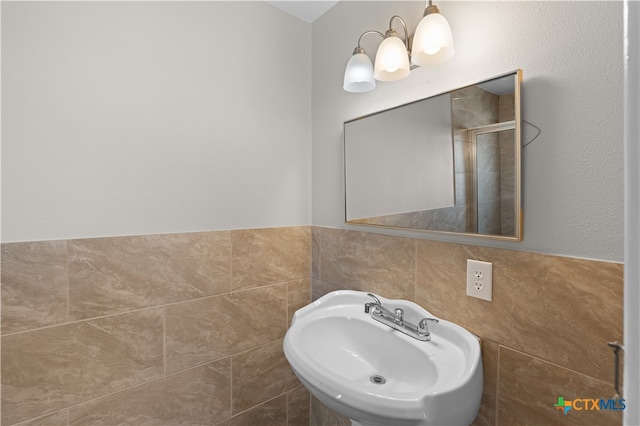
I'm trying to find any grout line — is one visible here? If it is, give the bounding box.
[286,389,290,426]
[161,339,289,381]
[229,231,234,295]
[226,392,289,421]
[414,239,418,302]
[10,408,69,426]
[230,351,234,417]
[307,225,312,281]
[495,344,501,425]
[286,280,290,331]
[230,338,285,359]
[163,306,167,377]
[318,226,322,283]
[0,250,2,425]
[54,356,234,421]
[66,240,70,324]
[2,278,284,339]
[498,344,616,384]
[2,302,171,337]
[3,278,299,339]
[230,279,297,296]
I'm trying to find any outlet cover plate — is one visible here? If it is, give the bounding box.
[466,259,493,301]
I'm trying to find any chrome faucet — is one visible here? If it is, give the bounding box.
[364,293,439,341]
[364,293,382,313]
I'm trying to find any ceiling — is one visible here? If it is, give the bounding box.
[264,0,339,23]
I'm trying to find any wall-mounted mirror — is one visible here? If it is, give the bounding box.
[344,70,522,240]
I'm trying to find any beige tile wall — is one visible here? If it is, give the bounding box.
[311,227,624,426]
[1,226,311,426]
[1,225,625,426]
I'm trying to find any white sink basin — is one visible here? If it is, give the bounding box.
[283,290,483,426]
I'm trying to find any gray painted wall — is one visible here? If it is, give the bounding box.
[312,1,624,262]
[1,1,312,242]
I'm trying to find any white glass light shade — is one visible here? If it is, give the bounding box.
[343,52,376,93]
[411,12,454,66]
[374,36,410,81]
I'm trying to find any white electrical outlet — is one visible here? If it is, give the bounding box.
[467,259,493,301]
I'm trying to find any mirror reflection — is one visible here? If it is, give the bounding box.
[344,70,522,240]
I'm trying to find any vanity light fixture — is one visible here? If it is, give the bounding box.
[373,16,410,82]
[342,0,455,93]
[343,31,383,93]
[412,0,455,66]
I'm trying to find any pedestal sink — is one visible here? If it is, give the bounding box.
[283,290,482,426]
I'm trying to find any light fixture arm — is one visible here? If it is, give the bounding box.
[387,15,410,50]
[353,30,385,55]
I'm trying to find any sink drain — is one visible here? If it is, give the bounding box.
[370,375,386,385]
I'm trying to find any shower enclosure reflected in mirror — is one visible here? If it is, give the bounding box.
[344,70,522,240]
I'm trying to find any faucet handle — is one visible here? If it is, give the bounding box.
[418,317,439,335]
[394,308,404,323]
